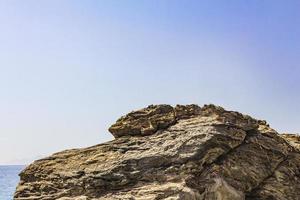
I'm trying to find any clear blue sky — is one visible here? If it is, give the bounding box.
[0,1,299,164]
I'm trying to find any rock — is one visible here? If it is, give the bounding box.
[14,104,300,200]
[281,133,300,150]
[109,104,176,137]
[109,104,203,138]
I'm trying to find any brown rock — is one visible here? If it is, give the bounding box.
[281,133,300,150]
[14,104,300,200]
[108,104,176,137]
[109,104,203,138]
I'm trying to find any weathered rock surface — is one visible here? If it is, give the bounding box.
[14,104,300,200]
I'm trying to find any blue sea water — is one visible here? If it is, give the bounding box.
[0,165,25,200]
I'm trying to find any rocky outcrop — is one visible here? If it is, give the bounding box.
[109,104,202,138]
[14,104,300,200]
[281,133,300,150]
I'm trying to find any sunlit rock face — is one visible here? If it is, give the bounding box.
[14,104,300,200]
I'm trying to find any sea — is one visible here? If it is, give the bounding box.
[0,165,25,200]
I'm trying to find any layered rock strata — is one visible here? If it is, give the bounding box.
[14,104,300,200]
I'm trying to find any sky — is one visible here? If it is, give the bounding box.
[0,0,299,165]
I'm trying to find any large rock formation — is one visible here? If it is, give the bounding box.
[14,104,300,200]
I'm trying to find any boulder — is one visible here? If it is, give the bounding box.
[14,104,300,200]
